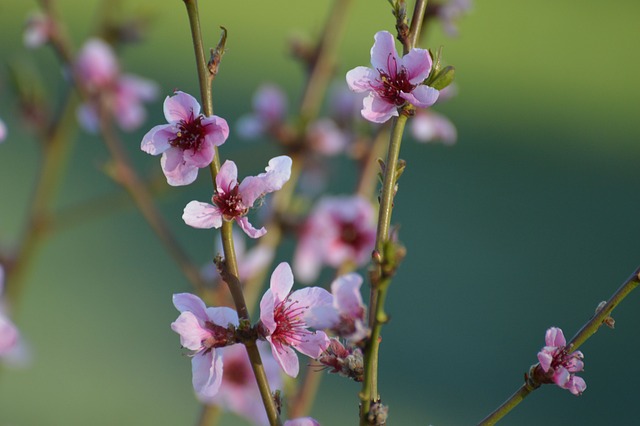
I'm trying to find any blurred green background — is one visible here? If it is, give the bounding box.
[1,0,639,425]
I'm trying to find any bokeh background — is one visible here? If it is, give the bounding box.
[1,0,639,425]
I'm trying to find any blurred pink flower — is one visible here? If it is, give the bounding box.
[284,418,320,426]
[438,0,473,37]
[537,327,586,395]
[171,293,239,399]
[293,195,376,283]
[0,266,19,357]
[74,38,158,132]
[259,262,332,377]
[183,156,292,238]
[306,273,369,343]
[410,110,457,145]
[203,342,282,426]
[0,119,6,142]
[307,119,349,156]
[141,91,228,186]
[23,11,53,48]
[237,84,287,139]
[346,31,439,123]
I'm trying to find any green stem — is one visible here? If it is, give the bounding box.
[181,2,280,424]
[407,0,428,52]
[478,266,640,425]
[197,404,221,426]
[360,113,409,424]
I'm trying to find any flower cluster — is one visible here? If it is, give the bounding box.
[74,38,158,132]
[535,327,586,395]
[0,266,19,358]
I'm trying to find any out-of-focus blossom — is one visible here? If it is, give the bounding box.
[284,418,321,426]
[306,273,369,343]
[410,110,456,145]
[237,84,287,139]
[201,230,275,286]
[259,262,332,377]
[438,0,473,37]
[307,118,348,156]
[74,38,158,132]
[294,195,376,283]
[0,266,19,357]
[141,91,228,186]
[536,327,586,395]
[171,293,239,399]
[203,342,282,426]
[317,338,364,382]
[329,83,365,125]
[346,31,438,123]
[0,119,7,143]
[183,156,292,238]
[23,11,53,48]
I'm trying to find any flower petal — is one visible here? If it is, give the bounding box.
[183,201,223,229]
[289,287,333,312]
[370,31,398,73]
[545,327,566,347]
[192,350,223,399]
[164,91,201,123]
[361,94,397,123]
[236,216,267,239]
[171,311,209,351]
[346,66,377,93]
[332,273,365,318]
[293,330,330,359]
[259,289,277,333]
[173,292,208,317]
[140,124,174,155]
[400,85,439,108]
[202,115,230,146]
[205,306,239,328]
[268,338,299,377]
[239,156,292,207]
[400,48,432,84]
[304,305,340,330]
[269,262,295,302]
[216,160,239,193]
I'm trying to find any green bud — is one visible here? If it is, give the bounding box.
[429,65,455,90]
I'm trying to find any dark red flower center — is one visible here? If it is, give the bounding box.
[169,111,208,151]
[224,357,251,386]
[338,221,369,253]
[213,183,248,220]
[202,321,232,351]
[376,53,415,106]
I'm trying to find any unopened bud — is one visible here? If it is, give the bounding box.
[429,65,455,90]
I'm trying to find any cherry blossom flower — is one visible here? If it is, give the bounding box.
[284,418,321,426]
[171,293,239,399]
[346,30,439,123]
[536,327,586,395]
[293,195,376,283]
[237,84,287,139]
[410,110,457,145]
[306,273,369,343]
[437,0,473,37]
[141,91,229,186]
[183,156,292,238]
[202,342,282,426]
[23,11,53,48]
[74,38,158,133]
[259,262,332,377]
[317,338,364,382]
[307,118,349,156]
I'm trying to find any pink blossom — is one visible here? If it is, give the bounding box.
[171,293,239,399]
[141,91,228,186]
[23,11,53,48]
[536,327,586,395]
[74,38,158,133]
[293,195,376,283]
[259,262,332,377]
[237,84,287,139]
[438,0,473,37]
[0,266,19,357]
[346,31,439,123]
[203,342,282,426]
[307,119,349,156]
[306,273,369,343]
[284,418,320,426]
[410,110,457,145]
[183,156,292,238]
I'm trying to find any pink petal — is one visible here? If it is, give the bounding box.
[236,216,267,239]
[253,84,287,122]
[411,111,457,144]
[400,48,432,84]
[293,238,323,284]
[205,306,239,328]
[239,156,292,206]
[192,350,223,399]
[140,124,174,155]
[268,338,299,377]
[293,329,330,359]
[163,91,201,123]
[304,305,340,330]
[552,367,571,388]
[171,311,209,351]
[400,85,439,108]
[346,66,377,93]
[161,146,184,172]
[162,161,199,186]
[332,273,364,318]
[216,160,239,193]
[566,376,586,395]
[370,31,398,73]
[75,38,118,89]
[183,201,223,229]
[537,348,554,372]
[119,74,158,101]
[284,417,321,426]
[184,140,215,168]
[239,245,274,281]
[259,290,277,334]
[173,292,208,318]
[76,103,99,133]
[289,287,333,312]
[202,115,230,146]
[545,327,566,347]
[236,115,266,139]
[361,94,397,123]
[270,262,295,302]
[0,315,19,355]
